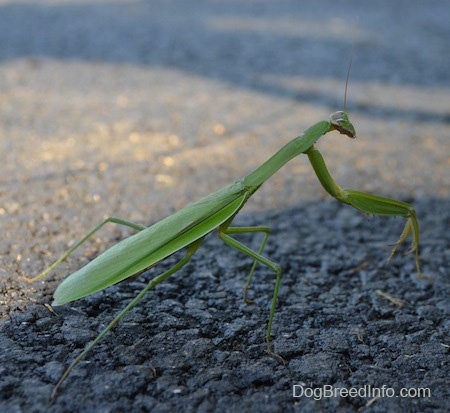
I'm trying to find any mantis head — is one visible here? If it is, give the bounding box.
[330,111,356,139]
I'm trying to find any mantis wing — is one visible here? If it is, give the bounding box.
[53,180,249,305]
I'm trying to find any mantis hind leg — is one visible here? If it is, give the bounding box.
[51,237,205,400]
[218,227,285,364]
[22,217,147,283]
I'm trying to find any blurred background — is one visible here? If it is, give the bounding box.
[1,0,449,310]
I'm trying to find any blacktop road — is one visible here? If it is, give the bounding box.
[1,1,449,412]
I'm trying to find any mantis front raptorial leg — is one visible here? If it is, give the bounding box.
[305,145,421,276]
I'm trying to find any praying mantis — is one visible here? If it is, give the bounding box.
[23,106,422,399]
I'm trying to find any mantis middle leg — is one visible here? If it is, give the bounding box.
[218,224,284,364]
[223,225,271,303]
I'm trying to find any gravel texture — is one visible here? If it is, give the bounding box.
[1,1,449,412]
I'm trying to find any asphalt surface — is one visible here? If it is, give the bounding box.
[1,1,449,412]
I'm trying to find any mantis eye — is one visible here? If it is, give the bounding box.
[330,111,357,139]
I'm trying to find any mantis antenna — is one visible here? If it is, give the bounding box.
[343,47,354,113]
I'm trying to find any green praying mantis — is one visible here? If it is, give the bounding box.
[23,96,422,400]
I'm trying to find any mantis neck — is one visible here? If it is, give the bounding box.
[242,120,332,188]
